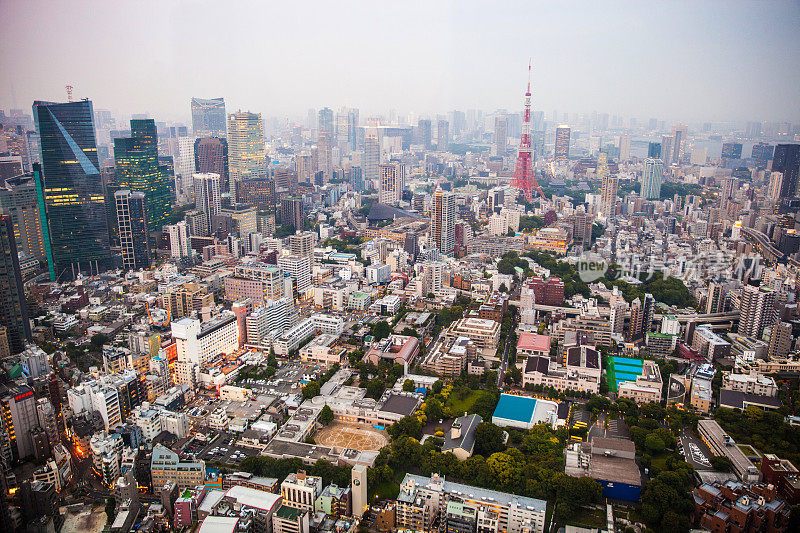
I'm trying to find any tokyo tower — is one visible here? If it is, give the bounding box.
[511,61,546,202]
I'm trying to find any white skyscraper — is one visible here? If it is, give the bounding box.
[352,464,368,518]
[278,254,312,296]
[364,135,380,183]
[166,221,191,259]
[193,172,221,231]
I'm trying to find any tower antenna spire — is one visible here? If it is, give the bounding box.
[527,58,531,94]
[511,61,546,202]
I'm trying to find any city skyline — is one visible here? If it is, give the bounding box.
[1,1,799,123]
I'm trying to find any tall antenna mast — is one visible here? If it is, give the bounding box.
[65,85,74,102]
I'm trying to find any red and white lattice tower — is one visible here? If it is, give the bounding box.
[511,62,546,202]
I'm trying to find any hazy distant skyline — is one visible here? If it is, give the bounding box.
[2,0,799,125]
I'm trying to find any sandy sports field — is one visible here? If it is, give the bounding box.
[314,422,388,451]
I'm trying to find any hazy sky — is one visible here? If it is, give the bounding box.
[2,0,799,124]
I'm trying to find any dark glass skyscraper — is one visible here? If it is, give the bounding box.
[114,119,172,232]
[191,97,227,138]
[194,137,229,190]
[33,100,112,280]
[0,214,31,354]
[773,144,800,200]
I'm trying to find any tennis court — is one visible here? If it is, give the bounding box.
[607,356,644,392]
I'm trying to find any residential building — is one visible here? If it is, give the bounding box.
[722,370,778,397]
[432,186,455,254]
[693,481,791,533]
[395,473,546,533]
[555,125,570,160]
[379,162,405,206]
[738,284,776,339]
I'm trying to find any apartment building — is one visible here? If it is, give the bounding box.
[722,370,778,397]
[151,444,206,490]
[395,474,546,533]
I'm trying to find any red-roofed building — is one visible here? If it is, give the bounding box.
[517,333,551,359]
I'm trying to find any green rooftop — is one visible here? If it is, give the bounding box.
[276,505,304,520]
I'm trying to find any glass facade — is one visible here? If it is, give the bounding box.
[115,190,151,270]
[0,214,31,354]
[114,119,172,233]
[33,100,112,280]
[191,97,227,138]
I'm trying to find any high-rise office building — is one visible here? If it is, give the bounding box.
[647,142,661,159]
[114,119,172,233]
[417,119,432,149]
[290,231,314,258]
[772,144,800,200]
[618,134,631,161]
[555,126,570,160]
[33,100,112,280]
[0,215,30,354]
[379,162,405,206]
[437,119,449,151]
[363,135,380,182]
[721,143,743,160]
[432,186,455,255]
[114,190,151,271]
[193,173,221,234]
[738,284,776,339]
[598,153,618,216]
[191,97,226,138]
[671,124,687,164]
[640,158,663,200]
[0,174,45,261]
[0,385,37,461]
[494,115,508,157]
[278,254,312,295]
[227,111,266,191]
[660,135,674,166]
[318,108,334,139]
[280,196,304,230]
[194,137,229,191]
[751,143,774,165]
[236,176,276,214]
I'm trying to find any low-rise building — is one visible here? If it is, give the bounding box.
[420,336,475,377]
[151,444,206,490]
[395,473,546,533]
[693,481,791,532]
[521,345,601,394]
[444,318,501,356]
[697,419,761,483]
[722,370,778,397]
[299,334,346,364]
